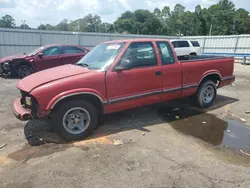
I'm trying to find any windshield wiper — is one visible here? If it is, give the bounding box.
[77,63,89,68]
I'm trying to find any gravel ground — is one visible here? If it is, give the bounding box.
[0,63,250,188]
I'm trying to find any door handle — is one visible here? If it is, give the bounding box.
[155,71,162,76]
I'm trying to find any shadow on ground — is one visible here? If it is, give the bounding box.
[7,94,244,162]
[0,74,19,80]
[23,95,238,146]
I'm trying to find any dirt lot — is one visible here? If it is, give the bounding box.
[0,64,250,188]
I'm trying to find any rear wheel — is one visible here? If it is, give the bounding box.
[189,53,197,56]
[195,80,217,108]
[52,100,98,141]
[17,64,34,78]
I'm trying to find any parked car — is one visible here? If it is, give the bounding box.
[0,44,89,78]
[171,40,201,57]
[13,38,235,141]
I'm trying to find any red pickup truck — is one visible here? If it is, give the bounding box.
[13,39,235,140]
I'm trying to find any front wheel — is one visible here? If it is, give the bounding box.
[195,80,217,108]
[52,100,98,141]
[17,64,34,78]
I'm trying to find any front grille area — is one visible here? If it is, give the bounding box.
[20,90,30,108]
[20,90,38,116]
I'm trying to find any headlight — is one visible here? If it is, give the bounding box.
[2,62,10,71]
[25,97,32,106]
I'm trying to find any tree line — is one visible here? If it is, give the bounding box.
[1,0,250,36]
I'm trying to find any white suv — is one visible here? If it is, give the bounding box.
[170,40,201,57]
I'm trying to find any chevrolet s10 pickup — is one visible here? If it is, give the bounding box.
[13,39,235,140]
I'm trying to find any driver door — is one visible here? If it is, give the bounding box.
[34,46,62,71]
[106,42,162,113]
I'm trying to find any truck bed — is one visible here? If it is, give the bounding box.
[178,55,233,62]
[179,55,234,92]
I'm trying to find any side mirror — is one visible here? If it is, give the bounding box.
[37,52,43,57]
[114,59,132,71]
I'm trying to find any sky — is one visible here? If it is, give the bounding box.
[0,0,249,28]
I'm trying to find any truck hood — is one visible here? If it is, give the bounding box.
[18,64,92,92]
[0,54,28,63]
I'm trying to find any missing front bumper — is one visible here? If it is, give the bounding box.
[13,98,32,121]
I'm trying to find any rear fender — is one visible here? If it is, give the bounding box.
[199,70,222,84]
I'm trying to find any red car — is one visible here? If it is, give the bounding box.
[13,38,235,140]
[0,44,89,78]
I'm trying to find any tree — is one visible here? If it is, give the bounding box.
[0,15,15,28]
[45,24,55,30]
[20,24,31,29]
[100,22,113,33]
[114,10,163,34]
[56,19,69,31]
[207,0,235,35]
[234,9,250,34]
[114,11,136,33]
[68,14,102,32]
[2,0,249,36]
[37,24,47,30]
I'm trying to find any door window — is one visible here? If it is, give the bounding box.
[156,42,175,65]
[42,47,61,56]
[191,41,200,47]
[62,46,85,54]
[171,41,178,48]
[177,41,190,48]
[120,42,157,68]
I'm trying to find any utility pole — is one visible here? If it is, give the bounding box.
[232,20,236,35]
[209,24,213,36]
[21,20,26,29]
[209,15,214,36]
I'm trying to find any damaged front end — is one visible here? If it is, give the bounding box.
[0,61,12,75]
[13,90,39,121]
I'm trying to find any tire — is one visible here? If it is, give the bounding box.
[52,100,98,141]
[190,53,197,56]
[195,80,217,108]
[17,64,34,78]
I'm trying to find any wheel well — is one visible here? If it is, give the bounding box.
[199,74,221,86]
[14,60,31,68]
[52,94,104,116]
[190,52,197,56]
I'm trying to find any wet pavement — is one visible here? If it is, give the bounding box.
[159,107,250,153]
[1,64,250,188]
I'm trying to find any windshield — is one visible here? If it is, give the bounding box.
[27,46,44,56]
[76,42,125,70]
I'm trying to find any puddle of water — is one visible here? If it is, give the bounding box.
[158,107,250,153]
[7,143,71,161]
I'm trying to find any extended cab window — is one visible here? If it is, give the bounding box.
[177,41,190,48]
[156,42,174,65]
[63,46,85,54]
[121,42,157,68]
[42,47,61,56]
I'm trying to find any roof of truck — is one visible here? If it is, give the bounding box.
[102,38,171,44]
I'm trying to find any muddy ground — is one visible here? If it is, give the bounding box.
[0,64,250,188]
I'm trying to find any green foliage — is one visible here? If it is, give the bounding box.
[0,0,250,36]
[114,10,162,34]
[19,24,31,29]
[0,15,15,28]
